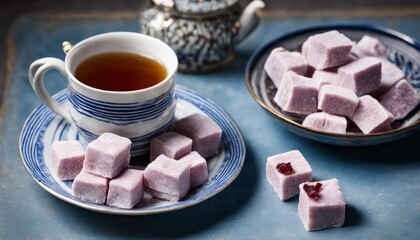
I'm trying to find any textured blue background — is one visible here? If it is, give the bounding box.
[1,14,419,239]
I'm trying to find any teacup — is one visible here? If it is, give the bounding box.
[29,32,178,156]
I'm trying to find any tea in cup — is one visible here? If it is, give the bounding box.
[29,32,178,156]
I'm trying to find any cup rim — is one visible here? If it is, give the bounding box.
[64,31,178,95]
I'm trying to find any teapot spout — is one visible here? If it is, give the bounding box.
[235,0,265,43]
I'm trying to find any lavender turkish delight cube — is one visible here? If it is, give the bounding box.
[84,133,131,178]
[302,112,347,134]
[355,35,389,58]
[380,79,420,120]
[72,171,109,205]
[266,150,312,201]
[150,131,192,161]
[179,151,208,189]
[302,30,353,70]
[106,169,144,209]
[171,113,222,159]
[318,85,359,117]
[373,59,405,96]
[144,155,190,202]
[312,70,340,90]
[350,95,395,134]
[337,57,382,96]
[50,140,85,180]
[274,71,318,115]
[298,178,346,231]
[264,47,309,88]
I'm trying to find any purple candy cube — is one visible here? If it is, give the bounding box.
[150,131,193,161]
[337,57,382,96]
[72,171,109,205]
[171,113,222,159]
[106,169,144,209]
[50,140,85,180]
[380,79,420,120]
[144,155,190,202]
[179,151,208,189]
[373,59,405,96]
[84,133,131,178]
[264,47,309,88]
[302,30,353,70]
[302,112,347,134]
[355,35,389,58]
[274,71,318,115]
[350,95,395,134]
[312,70,340,90]
[266,150,312,201]
[318,85,359,117]
[298,178,346,231]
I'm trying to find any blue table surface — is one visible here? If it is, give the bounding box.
[1,12,419,239]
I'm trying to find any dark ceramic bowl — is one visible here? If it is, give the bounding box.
[245,24,420,146]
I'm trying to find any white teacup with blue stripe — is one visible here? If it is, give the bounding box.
[29,32,178,156]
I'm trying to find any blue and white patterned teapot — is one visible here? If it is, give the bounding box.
[140,0,265,72]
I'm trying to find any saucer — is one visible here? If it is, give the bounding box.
[19,85,246,215]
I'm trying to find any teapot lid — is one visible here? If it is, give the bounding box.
[153,0,239,14]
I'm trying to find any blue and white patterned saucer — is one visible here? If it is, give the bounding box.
[18,85,245,215]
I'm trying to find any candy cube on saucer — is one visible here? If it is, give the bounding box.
[50,140,85,180]
[150,131,193,161]
[179,151,208,189]
[266,150,312,201]
[106,168,144,209]
[302,112,347,134]
[72,171,109,205]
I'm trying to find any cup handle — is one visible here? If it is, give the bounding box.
[29,57,72,123]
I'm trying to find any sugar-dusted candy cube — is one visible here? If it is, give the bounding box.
[106,169,144,209]
[374,59,405,95]
[50,141,85,180]
[380,79,420,120]
[312,70,340,89]
[266,150,312,201]
[355,35,389,58]
[179,151,208,189]
[72,171,109,205]
[274,71,318,115]
[144,155,190,202]
[302,30,353,70]
[302,112,347,134]
[337,57,382,96]
[171,113,222,159]
[298,179,346,231]
[264,47,309,88]
[350,95,395,134]
[150,131,192,161]
[318,85,359,117]
[84,133,131,178]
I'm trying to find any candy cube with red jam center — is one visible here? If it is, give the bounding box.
[50,140,85,180]
[106,169,144,209]
[266,150,312,201]
[144,155,190,202]
[171,113,222,159]
[298,179,346,231]
[84,132,131,178]
[150,131,193,161]
[179,151,208,189]
[72,171,109,205]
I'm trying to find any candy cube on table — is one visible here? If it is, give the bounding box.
[83,133,131,179]
[106,169,144,209]
[298,178,346,231]
[264,47,309,88]
[380,79,420,120]
[302,30,353,70]
[50,140,85,180]
[337,56,382,96]
[171,113,222,159]
[150,131,193,161]
[274,71,318,115]
[72,171,109,205]
[318,85,359,118]
[302,112,347,134]
[179,151,208,189]
[350,95,395,134]
[266,150,312,201]
[144,155,190,202]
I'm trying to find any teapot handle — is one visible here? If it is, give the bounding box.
[234,0,265,43]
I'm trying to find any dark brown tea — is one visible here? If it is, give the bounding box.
[75,52,167,91]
